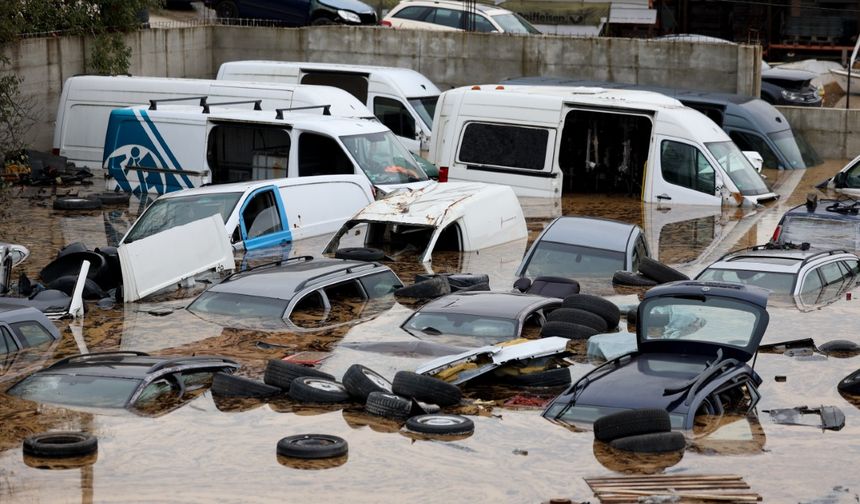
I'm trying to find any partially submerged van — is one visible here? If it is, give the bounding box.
[53,75,374,170]
[429,85,777,207]
[216,61,440,154]
[102,104,430,195]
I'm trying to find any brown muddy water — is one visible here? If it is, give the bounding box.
[1,161,860,503]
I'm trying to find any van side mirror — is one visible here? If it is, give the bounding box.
[834,171,848,188]
[742,151,763,173]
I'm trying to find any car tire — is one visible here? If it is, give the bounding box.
[612,270,658,287]
[454,281,490,293]
[593,408,672,443]
[638,257,689,284]
[609,431,686,453]
[277,434,347,459]
[334,247,385,261]
[547,308,608,333]
[311,16,336,25]
[52,197,101,211]
[342,364,392,401]
[263,359,334,390]
[39,251,107,285]
[561,294,621,329]
[819,340,860,356]
[392,371,461,406]
[214,0,238,18]
[365,391,412,419]
[96,192,130,205]
[23,432,98,458]
[46,275,107,300]
[540,320,598,340]
[211,372,282,398]
[499,367,571,387]
[394,276,451,300]
[289,377,351,403]
[405,414,474,435]
[838,369,860,395]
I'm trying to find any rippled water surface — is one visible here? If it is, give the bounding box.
[1,161,859,503]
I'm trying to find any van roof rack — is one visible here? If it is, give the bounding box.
[203,99,262,114]
[275,105,331,120]
[148,96,207,110]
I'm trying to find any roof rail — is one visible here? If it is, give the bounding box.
[203,99,262,114]
[222,255,314,282]
[48,351,150,369]
[147,355,239,374]
[294,261,381,292]
[719,242,850,263]
[149,96,207,110]
[275,105,331,120]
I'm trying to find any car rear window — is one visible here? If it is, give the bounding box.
[188,291,289,318]
[403,312,517,343]
[11,321,54,348]
[781,216,860,251]
[696,268,795,294]
[524,241,625,278]
[640,297,764,350]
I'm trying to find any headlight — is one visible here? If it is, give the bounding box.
[338,9,361,23]
[780,89,803,102]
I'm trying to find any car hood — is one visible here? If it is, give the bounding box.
[762,68,815,85]
[318,0,375,14]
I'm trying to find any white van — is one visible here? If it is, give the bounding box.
[216,61,440,154]
[53,75,374,170]
[429,85,778,207]
[102,104,431,195]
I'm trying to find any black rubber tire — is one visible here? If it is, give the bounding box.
[394,276,451,299]
[277,434,347,459]
[96,192,130,205]
[23,432,97,458]
[52,197,101,211]
[638,257,689,284]
[610,431,686,453]
[214,0,238,18]
[412,273,491,292]
[593,408,672,443]
[46,275,107,300]
[626,306,637,326]
[819,340,860,355]
[289,377,351,403]
[39,251,107,285]
[405,414,474,435]
[365,391,412,419]
[57,242,88,258]
[562,294,622,329]
[455,281,490,292]
[838,369,860,394]
[334,247,385,261]
[499,367,571,387]
[540,320,599,340]
[392,371,461,407]
[342,364,392,401]
[211,372,282,398]
[263,359,334,390]
[311,16,336,25]
[547,308,608,333]
[612,270,658,287]
[95,246,122,290]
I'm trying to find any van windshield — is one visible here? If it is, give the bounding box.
[408,96,438,129]
[123,192,242,243]
[706,141,771,196]
[340,131,428,184]
[768,129,820,169]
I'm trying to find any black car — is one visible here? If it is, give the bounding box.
[543,281,769,430]
[760,62,822,107]
[207,0,378,26]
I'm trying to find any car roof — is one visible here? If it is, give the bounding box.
[31,352,239,379]
[783,199,860,221]
[394,0,509,14]
[540,216,638,252]
[413,291,558,318]
[706,246,854,274]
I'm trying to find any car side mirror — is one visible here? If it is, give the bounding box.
[834,171,848,188]
[513,277,531,292]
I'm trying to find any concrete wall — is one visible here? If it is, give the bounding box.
[777,106,860,160]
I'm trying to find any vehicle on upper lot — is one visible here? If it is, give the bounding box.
[187,256,403,331]
[216,61,441,154]
[401,291,561,347]
[503,76,820,170]
[0,305,61,355]
[515,217,649,281]
[771,198,860,252]
[120,176,373,252]
[696,245,859,307]
[381,0,540,35]
[204,0,377,26]
[760,62,823,107]
[6,352,239,415]
[53,75,374,170]
[816,154,860,197]
[543,281,770,430]
[323,182,527,263]
[103,104,429,195]
[428,85,777,206]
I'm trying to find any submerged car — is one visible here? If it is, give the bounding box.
[817,154,860,198]
[760,62,823,107]
[771,198,860,252]
[543,281,769,430]
[0,305,61,355]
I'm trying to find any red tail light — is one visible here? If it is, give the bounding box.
[438,166,449,183]
[51,148,60,155]
[770,225,781,243]
[380,20,391,27]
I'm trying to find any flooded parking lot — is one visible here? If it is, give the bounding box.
[2,160,860,503]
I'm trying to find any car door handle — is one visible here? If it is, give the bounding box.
[656,193,672,201]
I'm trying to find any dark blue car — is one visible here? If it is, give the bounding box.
[207,0,378,26]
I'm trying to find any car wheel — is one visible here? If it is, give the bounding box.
[95,192,130,205]
[52,197,101,211]
[394,276,450,300]
[277,434,347,459]
[23,432,98,458]
[562,294,621,328]
[342,364,392,401]
[547,307,608,333]
[838,369,860,395]
[39,251,107,285]
[392,371,461,406]
[498,367,572,388]
[540,320,598,340]
[46,275,107,300]
[612,270,658,287]
[638,257,689,284]
[289,377,351,403]
[311,16,336,25]
[405,414,474,435]
[334,247,384,261]
[365,391,412,419]
[263,359,334,391]
[211,372,282,398]
[593,408,672,443]
[609,431,686,453]
[214,0,238,19]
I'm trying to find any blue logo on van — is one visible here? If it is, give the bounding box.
[103,109,194,195]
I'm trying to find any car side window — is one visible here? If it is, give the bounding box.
[298,133,354,177]
[0,327,18,355]
[393,6,430,20]
[241,190,283,240]
[373,97,416,138]
[358,271,403,298]
[843,159,860,188]
[466,12,496,32]
[431,8,463,29]
[800,269,823,294]
[11,322,54,348]
[819,262,845,286]
[661,140,716,194]
[842,259,860,276]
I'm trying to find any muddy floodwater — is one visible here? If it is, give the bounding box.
[2,161,860,503]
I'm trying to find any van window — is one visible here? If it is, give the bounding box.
[459,123,548,171]
[242,190,283,239]
[298,133,354,176]
[300,72,369,103]
[207,124,291,184]
[729,131,780,169]
[374,97,416,139]
[340,131,427,184]
[660,140,715,194]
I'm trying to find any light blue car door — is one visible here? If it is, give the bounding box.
[238,186,292,251]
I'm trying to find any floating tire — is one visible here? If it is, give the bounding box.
[838,369,860,395]
[365,391,412,419]
[609,431,686,453]
[392,371,461,407]
[39,251,107,285]
[547,308,608,333]
[638,257,689,284]
[23,432,97,458]
[95,192,130,205]
[289,377,351,403]
[612,270,658,287]
[540,320,599,340]
[405,414,474,435]
[394,276,451,300]
[593,408,672,443]
[342,364,392,401]
[334,247,385,262]
[561,294,621,328]
[277,434,348,459]
[211,372,282,398]
[46,275,107,300]
[819,340,860,357]
[52,197,101,211]
[263,359,334,391]
[499,367,571,387]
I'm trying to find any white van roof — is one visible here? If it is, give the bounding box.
[217,60,441,98]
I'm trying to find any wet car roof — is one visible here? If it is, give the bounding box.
[414,291,558,318]
[783,199,860,221]
[39,355,168,379]
[707,248,852,274]
[540,216,637,251]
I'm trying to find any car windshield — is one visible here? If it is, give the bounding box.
[408,96,438,130]
[706,141,771,196]
[404,312,518,343]
[8,374,141,408]
[490,13,541,34]
[188,291,289,318]
[781,216,860,250]
[768,129,820,169]
[640,296,763,350]
[546,403,687,429]
[524,241,625,278]
[340,131,428,185]
[124,192,242,243]
[697,268,795,294]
